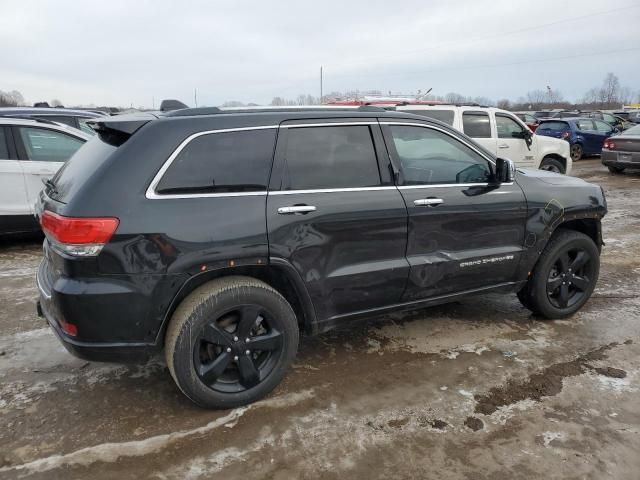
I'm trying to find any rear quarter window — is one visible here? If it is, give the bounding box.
[156,128,276,194]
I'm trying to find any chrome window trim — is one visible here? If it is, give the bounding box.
[270,186,397,195]
[280,122,378,128]
[145,125,278,200]
[398,182,513,190]
[379,121,497,166]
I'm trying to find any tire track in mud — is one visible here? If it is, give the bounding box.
[474,340,631,415]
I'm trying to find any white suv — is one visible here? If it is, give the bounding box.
[396,105,572,174]
[0,117,90,234]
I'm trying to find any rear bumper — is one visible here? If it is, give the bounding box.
[602,150,640,167]
[36,258,163,363]
[37,298,155,363]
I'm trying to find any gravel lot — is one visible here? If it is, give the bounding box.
[1,158,639,480]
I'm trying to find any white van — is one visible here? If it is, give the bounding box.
[396,105,572,174]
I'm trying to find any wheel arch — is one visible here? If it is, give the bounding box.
[540,154,568,174]
[156,261,318,348]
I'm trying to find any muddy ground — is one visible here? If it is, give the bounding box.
[1,159,639,480]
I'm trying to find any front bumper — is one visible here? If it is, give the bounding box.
[602,150,640,167]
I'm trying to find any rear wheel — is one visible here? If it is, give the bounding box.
[570,143,583,162]
[607,165,625,174]
[518,229,599,319]
[165,276,299,408]
[540,157,565,174]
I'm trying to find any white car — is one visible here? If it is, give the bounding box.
[396,105,572,174]
[0,117,90,234]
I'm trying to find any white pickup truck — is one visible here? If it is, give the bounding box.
[396,105,572,174]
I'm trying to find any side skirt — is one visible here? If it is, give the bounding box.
[313,281,526,335]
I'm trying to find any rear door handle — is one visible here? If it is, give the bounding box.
[414,198,443,207]
[498,144,509,149]
[277,205,317,215]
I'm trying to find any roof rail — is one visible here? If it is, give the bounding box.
[357,105,386,112]
[0,114,60,125]
[164,107,222,117]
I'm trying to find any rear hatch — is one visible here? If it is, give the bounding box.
[536,121,570,139]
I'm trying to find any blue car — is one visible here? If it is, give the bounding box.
[536,118,618,161]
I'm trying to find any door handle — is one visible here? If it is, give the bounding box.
[498,144,509,149]
[277,205,317,215]
[414,198,443,207]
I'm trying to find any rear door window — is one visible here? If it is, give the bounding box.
[408,109,455,125]
[156,128,277,194]
[18,127,84,162]
[282,126,380,190]
[462,112,491,138]
[576,120,595,131]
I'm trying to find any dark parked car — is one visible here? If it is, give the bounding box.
[533,110,580,120]
[0,107,105,135]
[36,106,607,408]
[602,124,640,173]
[582,111,627,131]
[614,110,640,124]
[535,118,617,161]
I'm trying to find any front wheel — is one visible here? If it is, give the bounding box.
[165,276,299,409]
[540,157,565,174]
[518,229,599,319]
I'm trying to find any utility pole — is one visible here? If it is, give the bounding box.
[194,88,198,107]
[320,66,323,104]
[152,96,155,110]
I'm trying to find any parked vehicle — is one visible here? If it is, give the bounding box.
[396,105,571,173]
[582,111,626,131]
[602,124,640,174]
[614,110,640,123]
[514,112,539,131]
[0,117,89,234]
[535,118,616,161]
[0,107,105,135]
[533,110,580,120]
[36,106,606,408]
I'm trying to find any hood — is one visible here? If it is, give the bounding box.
[517,168,591,186]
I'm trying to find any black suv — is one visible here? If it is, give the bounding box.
[35,106,607,408]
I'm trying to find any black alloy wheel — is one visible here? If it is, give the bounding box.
[193,305,283,393]
[545,247,594,309]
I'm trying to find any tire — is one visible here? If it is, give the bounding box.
[539,157,565,174]
[607,165,625,174]
[165,276,299,409]
[518,229,599,319]
[570,143,583,162]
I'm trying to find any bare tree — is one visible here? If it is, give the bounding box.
[0,89,25,107]
[496,99,511,110]
[50,99,63,107]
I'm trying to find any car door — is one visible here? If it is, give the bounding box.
[0,126,30,218]
[461,110,496,155]
[494,112,537,168]
[575,119,600,155]
[593,120,615,149]
[380,120,527,301]
[13,126,85,214]
[266,119,409,322]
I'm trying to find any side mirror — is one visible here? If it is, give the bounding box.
[495,158,515,183]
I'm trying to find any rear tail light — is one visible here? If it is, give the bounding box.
[603,139,616,150]
[561,131,571,140]
[40,211,119,257]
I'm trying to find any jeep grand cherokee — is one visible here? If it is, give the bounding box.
[35,106,607,408]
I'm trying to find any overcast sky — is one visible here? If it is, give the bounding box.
[2,0,639,107]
